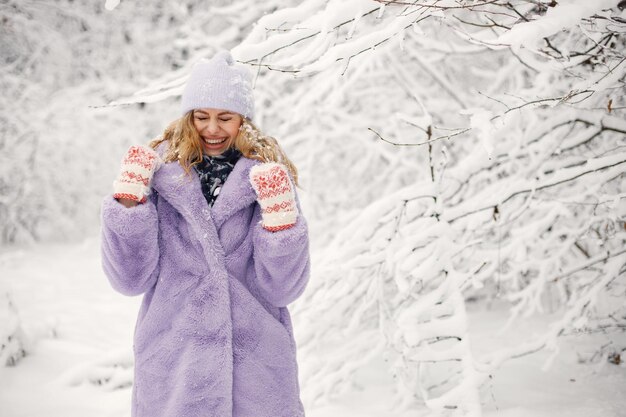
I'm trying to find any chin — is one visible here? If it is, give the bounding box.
[204,147,225,156]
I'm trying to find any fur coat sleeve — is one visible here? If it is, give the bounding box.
[100,193,160,296]
[251,199,310,308]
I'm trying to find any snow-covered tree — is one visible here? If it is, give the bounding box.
[227,1,626,415]
[0,0,280,244]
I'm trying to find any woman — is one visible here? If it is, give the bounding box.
[101,51,310,417]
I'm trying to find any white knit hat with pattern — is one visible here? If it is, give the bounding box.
[180,50,255,120]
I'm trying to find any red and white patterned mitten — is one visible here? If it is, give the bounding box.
[113,145,161,203]
[249,162,298,232]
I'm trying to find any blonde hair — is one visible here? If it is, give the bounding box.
[149,111,299,186]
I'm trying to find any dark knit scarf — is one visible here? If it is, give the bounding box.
[194,147,242,207]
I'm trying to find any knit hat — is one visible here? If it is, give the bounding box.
[180,50,255,120]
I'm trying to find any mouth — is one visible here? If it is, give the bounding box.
[203,137,228,145]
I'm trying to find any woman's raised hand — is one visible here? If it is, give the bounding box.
[113,145,161,207]
[249,162,298,232]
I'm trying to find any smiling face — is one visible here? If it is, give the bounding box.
[192,108,243,157]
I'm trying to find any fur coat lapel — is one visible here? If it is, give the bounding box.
[151,155,261,246]
[211,156,261,229]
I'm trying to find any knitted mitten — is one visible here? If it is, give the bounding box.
[113,145,161,203]
[249,162,298,232]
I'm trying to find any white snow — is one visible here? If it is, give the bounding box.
[492,0,617,51]
[1,240,624,416]
[104,0,120,12]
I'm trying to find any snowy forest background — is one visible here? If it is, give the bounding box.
[1,0,625,416]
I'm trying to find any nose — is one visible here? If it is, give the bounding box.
[205,117,219,134]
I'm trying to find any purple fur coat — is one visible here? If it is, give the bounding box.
[100,148,310,417]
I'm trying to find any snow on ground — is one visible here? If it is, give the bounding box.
[0,239,624,417]
[467,303,626,417]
